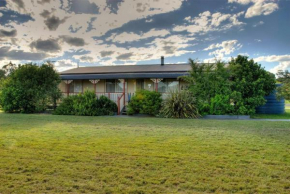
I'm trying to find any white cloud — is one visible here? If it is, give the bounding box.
[0,12,3,17]
[253,21,264,27]
[254,54,290,74]
[204,40,242,59]
[0,60,21,69]
[54,59,78,72]
[2,0,187,71]
[107,29,170,43]
[173,11,244,35]
[269,61,290,74]
[229,0,279,18]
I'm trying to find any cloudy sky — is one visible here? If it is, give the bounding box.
[0,0,289,73]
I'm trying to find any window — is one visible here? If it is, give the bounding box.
[106,79,126,93]
[158,79,179,93]
[74,80,83,93]
[136,79,144,90]
[68,80,82,93]
[106,80,116,93]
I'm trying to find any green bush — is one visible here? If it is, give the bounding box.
[97,95,118,116]
[73,91,99,116]
[0,63,61,113]
[127,90,162,116]
[54,91,117,116]
[53,95,76,115]
[160,91,200,118]
[181,56,276,115]
[209,94,233,115]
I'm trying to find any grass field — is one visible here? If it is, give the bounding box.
[0,113,290,193]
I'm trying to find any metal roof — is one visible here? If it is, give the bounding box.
[59,64,191,80]
[60,64,191,75]
[60,72,189,80]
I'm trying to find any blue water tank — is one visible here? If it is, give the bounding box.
[256,84,285,114]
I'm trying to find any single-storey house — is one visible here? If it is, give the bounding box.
[59,57,191,114]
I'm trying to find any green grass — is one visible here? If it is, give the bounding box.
[252,109,290,119]
[0,113,290,193]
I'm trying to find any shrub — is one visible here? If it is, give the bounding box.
[127,90,162,116]
[97,95,118,116]
[73,91,99,116]
[180,60,232,115]
[0,63,61,113]
[54,91,117,116]
[209,94,234,115]
[181,56,276,115]
[228,55,276,115]
[160,91,200,118]
[53,96,76,115]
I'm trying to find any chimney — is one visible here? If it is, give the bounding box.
[161,56,164,66]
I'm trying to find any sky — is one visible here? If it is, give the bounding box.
[0,0,289,73]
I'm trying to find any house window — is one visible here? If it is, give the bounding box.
[74,80,83,93]
[106,80,116,93]
[68,80,82,93]
[136,79,145,90]
[158,79,179,93]
[106,79,125,93]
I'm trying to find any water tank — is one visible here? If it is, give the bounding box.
[256,84,285,114]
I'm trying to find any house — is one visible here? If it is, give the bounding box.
[59,57,191,114]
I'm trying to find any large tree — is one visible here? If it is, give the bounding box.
[228,55,276,114]
[182,55,276,115]
[276,70,290,100]
[0,63,61,113]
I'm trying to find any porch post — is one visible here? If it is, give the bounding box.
[119,79,126,105]
[64,80,73,97]
[150,78,163,92]
[89,79,100,94]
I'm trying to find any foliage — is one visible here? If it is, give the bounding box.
[53,95,76,115]
[0,69,5,80]
[180,59,232,115]
[228,55,276,115]
[160,90,200,118]
[181,56,276,115]
[276,70,290,100]
[127,90,162,116]
[73,91,99,116]
[2,62,18,75]
[97,95,118,116]
[0,63,61,113]
[209,94,234,115]
[54,91,117,116]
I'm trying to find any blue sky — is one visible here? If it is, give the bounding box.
[0,0,289,73]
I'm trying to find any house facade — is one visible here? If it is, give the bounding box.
[59,58,191,114]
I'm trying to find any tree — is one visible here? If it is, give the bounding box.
[0,69,5,80]
[276,70,290,100]
[2,62,18,75]
[228,55,276,115]
[0,63,61,113]
[181,56,276,115]
[181,59,232,114]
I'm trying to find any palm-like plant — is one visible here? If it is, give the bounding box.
[160,90,200,119]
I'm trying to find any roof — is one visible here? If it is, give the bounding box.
[60,64,191,80]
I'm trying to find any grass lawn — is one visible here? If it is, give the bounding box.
[0,113,290,193]
[252,109,290,119]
